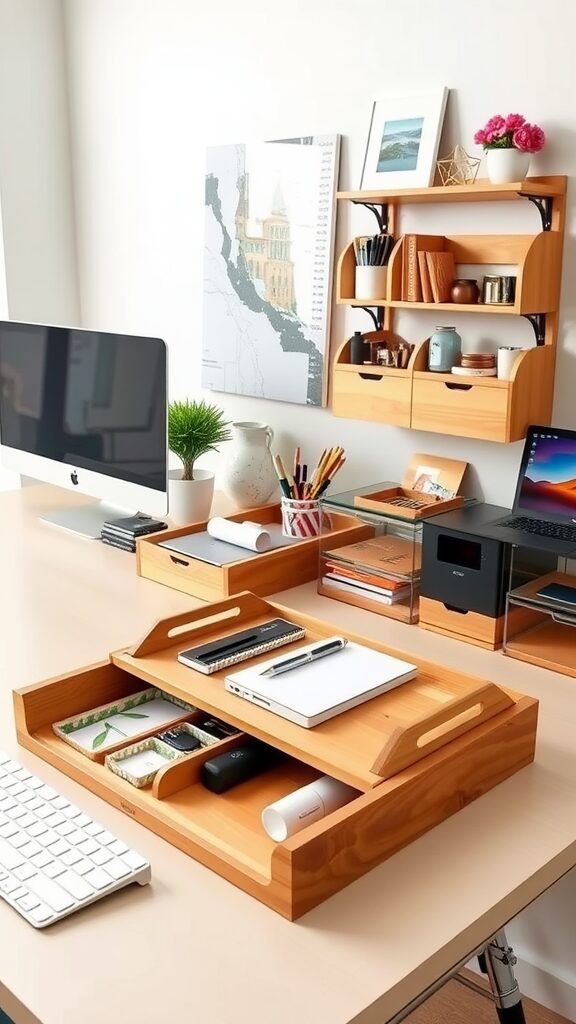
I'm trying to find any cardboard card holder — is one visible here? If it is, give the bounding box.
[354,453,467,520]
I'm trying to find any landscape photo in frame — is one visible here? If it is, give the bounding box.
[361,89,448,189]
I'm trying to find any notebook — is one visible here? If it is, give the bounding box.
[225,639,418,727]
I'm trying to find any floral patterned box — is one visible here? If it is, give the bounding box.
[105,737,184,788]
[52,687,196,761]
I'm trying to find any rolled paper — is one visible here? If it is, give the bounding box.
[261,775,358,842]
[206,516,271,552]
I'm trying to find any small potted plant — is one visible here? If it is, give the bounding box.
[474,113,545,184]
[168,398,231,524]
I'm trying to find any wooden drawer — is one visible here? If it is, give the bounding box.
[137,504,370,602]
[419,596,541,650]
[15,593,538,920]
[411,376,510,442]
[332,364,412,426]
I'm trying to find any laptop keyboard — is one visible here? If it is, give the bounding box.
[0,752,151,927]
[501,517,576,544]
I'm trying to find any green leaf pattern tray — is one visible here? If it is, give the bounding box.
[105,737,184,788]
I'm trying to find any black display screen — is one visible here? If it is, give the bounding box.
[0,322,166,490]
[437,534,481,571]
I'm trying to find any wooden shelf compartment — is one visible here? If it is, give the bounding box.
[419,596,542,651]
[337,176,567,207]
[14,592,539,919]
[137,503,369,603]
[504,571,576,677]
[410,341,555,443]
[331,333,422,426]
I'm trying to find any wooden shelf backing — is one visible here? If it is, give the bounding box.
[337,176,567,206]
[14,591,538,920]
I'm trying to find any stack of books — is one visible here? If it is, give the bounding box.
[321,535,420,608]
[402,234,454,303]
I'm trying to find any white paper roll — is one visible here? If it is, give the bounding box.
[497,347,525,380]
[206,516,271,552]
[261,776,358,842]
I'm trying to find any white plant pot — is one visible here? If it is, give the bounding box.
[168,468,215,525]
[486,148,530,185]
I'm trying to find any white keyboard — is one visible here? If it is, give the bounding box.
[0,752,151,928]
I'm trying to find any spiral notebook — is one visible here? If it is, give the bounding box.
[225,640,418,727]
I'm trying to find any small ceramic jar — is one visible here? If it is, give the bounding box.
[450,279,480,304]
[428,326,462,372]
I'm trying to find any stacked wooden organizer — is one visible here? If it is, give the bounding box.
[332,177,566,442]
[15,592,538,920]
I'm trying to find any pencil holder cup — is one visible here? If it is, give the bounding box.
[355,265,387,301]
[281,497,322,538]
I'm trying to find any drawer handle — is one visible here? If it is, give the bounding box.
[359,372,382,381]
[444,382,473,392]
[170,555,190,567]
[443,603,468,615]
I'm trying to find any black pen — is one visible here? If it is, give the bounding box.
[261,637,347,677]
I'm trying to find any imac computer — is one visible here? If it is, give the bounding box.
[0,321,168,538]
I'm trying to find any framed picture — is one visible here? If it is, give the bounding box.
[360,88,449,190]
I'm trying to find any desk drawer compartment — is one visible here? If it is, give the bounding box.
[14,593,539,920]
[411,377,510,442]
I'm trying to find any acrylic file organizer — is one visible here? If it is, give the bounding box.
[14,592,538,920]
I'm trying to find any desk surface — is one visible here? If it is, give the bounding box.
[1,486,576,1024]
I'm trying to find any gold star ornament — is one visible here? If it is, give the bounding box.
[436,144,481,186]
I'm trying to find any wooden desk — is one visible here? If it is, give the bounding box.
[1,486,575,1024]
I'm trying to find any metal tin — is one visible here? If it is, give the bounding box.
[482,276,501,304]
[500,275,516,304]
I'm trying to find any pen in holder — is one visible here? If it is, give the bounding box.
[281,497,322,538]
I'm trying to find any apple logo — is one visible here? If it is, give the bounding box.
[70,470,79,486]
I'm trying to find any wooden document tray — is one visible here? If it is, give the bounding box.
[136,504,369,601]
[14,593,538,920]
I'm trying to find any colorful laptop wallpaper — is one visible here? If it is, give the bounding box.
[519,432,576,517]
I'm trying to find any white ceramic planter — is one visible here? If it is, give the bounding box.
[486,149,530,185]
[168,468,215,525]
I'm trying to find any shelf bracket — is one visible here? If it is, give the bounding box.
[520,193,553,231]
[351,200,389,233]
[359,306,385,331]
[522,312,546,345]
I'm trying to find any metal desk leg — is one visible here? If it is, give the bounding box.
[480,929,527,1024]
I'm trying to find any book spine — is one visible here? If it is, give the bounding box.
[426,251,455,303]
[417,251,433,303]
[404,235,422,303]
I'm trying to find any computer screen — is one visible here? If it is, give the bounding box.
[516,426,576,518]
[0,321,168,534]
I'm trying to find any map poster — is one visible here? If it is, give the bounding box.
[202,135,340,407]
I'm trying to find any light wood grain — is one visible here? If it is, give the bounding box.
[419,596,542,649]
[337,176,567,204]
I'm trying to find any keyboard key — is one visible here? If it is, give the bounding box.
[109,840,129,857]
[38,786,58,801]
[0,823,19,839]
[45,812,66,829]
[0,797,16,812]
[44,860,66,879]
[63,804,83,819]
[18,789,39,805]
[30,903,53,924]
[36,804,56,820]
[17,893,40,912]
[0,876,21,895]
[49,839,71,858]
[58,871,95,901]
[68,830,88,846]
[90,848,112,867]
[105,858,131,880]
[55,821,76,837]
[27,821,48,838]
[74,858,94,875]
[8,832,29,849]
[84,822,105,837]
[97,831,116,846]
[25,873,75,912]
[6,806,28,820]
[37,831,60,848]
[61,849,82,867]
[30,850,54,870]
[121,850,149,872]
[19,841,41,860]
[14,769,32,782]
[26,777,44,790]
[83,868,112,891]
[75,814,93,829]
[3,782,27,797]
[14,863,37,882]
[18,814,37,830]
[78,839,99,857]
[51,797,71,810]
[2,761,21,773]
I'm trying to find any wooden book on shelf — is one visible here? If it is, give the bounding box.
[417,251,434,303]
[426,250,455,303]
[402,235,445,301]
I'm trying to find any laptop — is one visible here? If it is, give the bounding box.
[225,638,417,728]
[481,425,576,555]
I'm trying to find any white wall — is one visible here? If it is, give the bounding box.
[2,0,575,1011]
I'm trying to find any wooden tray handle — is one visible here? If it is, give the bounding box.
[371,682,514,780]
[130,592,272,658]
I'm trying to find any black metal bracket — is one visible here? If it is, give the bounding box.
[351,200,389,233]
[358,306,385,331]
[522,312,546,345]
[520,193,553,231]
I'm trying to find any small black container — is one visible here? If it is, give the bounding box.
[200,740,279,794]
[349,330,365,365]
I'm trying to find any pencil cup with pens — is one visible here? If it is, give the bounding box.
[273,446,346,538]
[354,233,393,300]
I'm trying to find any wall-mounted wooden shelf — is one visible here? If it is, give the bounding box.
[332,176,566,441]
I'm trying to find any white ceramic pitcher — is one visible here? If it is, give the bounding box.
[222,421,277,509]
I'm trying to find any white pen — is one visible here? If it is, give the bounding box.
[261,637,347,677]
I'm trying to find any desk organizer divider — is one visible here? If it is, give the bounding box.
[136,503,371,602]
[14,591,538,920]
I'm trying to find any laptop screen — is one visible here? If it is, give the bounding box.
[515,426,576,519]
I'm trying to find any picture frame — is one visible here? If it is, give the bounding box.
[360,88,449,190]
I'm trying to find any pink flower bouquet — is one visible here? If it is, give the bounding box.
[474,114,546,153]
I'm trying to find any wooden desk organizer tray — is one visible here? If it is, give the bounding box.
[14,592,538,920]
[354,452,466,520]
[136,503,370,601]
